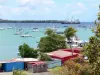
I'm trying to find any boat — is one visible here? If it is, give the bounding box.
[0,28,5,30]
[16,28,22,31]
[20,34,32,37]
[20,32,32,37]
[63,26,68,27]
[7,26,13,29]
[65,35,86,47]
[14,31,22,35]
[32,28,39,32]
[61,17,80,24]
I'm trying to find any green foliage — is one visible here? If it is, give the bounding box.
[92,59,100,75]
[0,64,2,68]
[45,28,55,35]
[64,27,77,40]
[83,37,100,64]
[13,70,26,75]
[18,43,38,58]
[38,29,66,52]
[52,60,92,75]
[83,5,100,75]
[39,52,52,61]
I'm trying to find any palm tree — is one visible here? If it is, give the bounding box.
[64,27,77,56]
[64,27,77,41]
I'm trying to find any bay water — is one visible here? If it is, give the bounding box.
[0,22,94,60]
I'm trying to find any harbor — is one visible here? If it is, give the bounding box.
[0,22,94,60]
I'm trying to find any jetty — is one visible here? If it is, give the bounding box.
[0,19,80,24]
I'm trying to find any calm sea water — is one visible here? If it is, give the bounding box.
[0,22,94,60]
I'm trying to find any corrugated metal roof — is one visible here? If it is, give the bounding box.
[13,58,39,62]
[61,48,81,51]
[28,61,46,65]
[47,50,78,58]
[0,58,39,64]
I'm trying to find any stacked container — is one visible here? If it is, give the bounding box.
[27,61,47,73]
[46,58,61,69]
[3,62,24,72]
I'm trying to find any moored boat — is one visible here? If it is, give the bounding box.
[32,28,39,32]
[7,26,13,29]
[0,28,5,30]
[20,34,32,37]
[14,31,22,35]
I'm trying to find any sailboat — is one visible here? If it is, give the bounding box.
[20,31,32,37]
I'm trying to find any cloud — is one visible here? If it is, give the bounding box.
[14,0,56,15]
[0,0,7,4]
[0,0,57,20]
[65,2,87,15]
[0,0,96,21]
[17,0,55,8]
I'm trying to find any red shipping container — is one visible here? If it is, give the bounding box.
[47,50,78,64]
[61,48,81,53]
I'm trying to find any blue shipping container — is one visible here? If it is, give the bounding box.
[3,62,24,72]
[47,59,61,69]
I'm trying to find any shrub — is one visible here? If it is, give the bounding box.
[52,60,93,75]
[13,70,27,75]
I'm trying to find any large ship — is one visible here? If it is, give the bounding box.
[61,19,80,24]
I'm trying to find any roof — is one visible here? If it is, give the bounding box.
[61,48,81,51]
[46,50,78,59]
[13,58,39,62]
[0,58,39,64]
[28,61,46,65]
[0,59,17,64]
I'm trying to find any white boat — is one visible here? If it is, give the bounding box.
[7,26,13,29]
[32,28,39,32]
[20,34,32,37]
[14,31,22,35]
[0,28,5,30]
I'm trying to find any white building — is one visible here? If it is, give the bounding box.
[65,35,87,48]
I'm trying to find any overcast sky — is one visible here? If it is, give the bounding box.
[0,0,99,21]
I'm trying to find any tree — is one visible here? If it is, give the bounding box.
[38,52,52,61]
[18,43,38,58]
[64,27,77,40]
[45,28,55,36]
[38,29,66,52]
[83,36,100,64]
[83,5,100,75]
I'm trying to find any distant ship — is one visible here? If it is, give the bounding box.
[61,19,80,24]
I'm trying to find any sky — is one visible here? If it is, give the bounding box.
[0,0,100,22]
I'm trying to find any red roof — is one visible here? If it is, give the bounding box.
[47,50,78,59]
[61,48,81,53]
[28,61,46,65]
[61,48,81,51]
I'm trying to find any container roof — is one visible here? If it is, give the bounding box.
[13,58,39,62]
[0,58,39,64]
[28,61,46,65]
[61,48,81,51]
[46,50,78,58]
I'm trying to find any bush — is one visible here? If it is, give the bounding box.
[13,70,27,75]
[52,60,93,75]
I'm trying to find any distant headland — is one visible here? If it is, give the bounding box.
[0,19,80,24]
